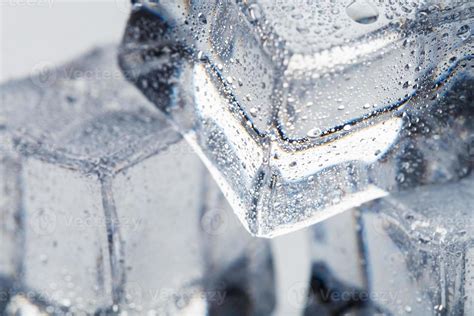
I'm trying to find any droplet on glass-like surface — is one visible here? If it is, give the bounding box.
[346,0,379,24]
[249,107,258,117]
[307,127,322,138]
[197,13,207,24]
[456,25,471,40]
[248,3,262,22]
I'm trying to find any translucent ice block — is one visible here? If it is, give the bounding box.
[303,210,376,315]
[116,139,275,315]
[119,0,474,236]
[0,46,275,315]
[300,177,474,315]
[360,173,474,315]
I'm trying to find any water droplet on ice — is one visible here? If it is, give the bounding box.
[307,128,322,138]
[249,107,258,117]
[456,25,471,41]
[248,4,262,22]
[346,0,379,24]
[198,12,207,24]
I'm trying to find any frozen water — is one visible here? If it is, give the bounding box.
[115,139,275,315]
[119,0,474,236]
[360,173,474,315]
[0,46,275,315]
[298,175,474,315]
[21,159,113,314]
[0,140,21,281]
[1,46,164,314]
[302,210,376,315]
[309,210,366,290]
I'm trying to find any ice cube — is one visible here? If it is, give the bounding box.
[1,45,276,315]
[0,138,21,282]
[119,0,474,237]
[116,138,275,315]
[0,46,160,314]
[270,229,311,316]
[360,174,474,315]
[301,175,474,315]
[308,210,366,290]
[302,210,377,315]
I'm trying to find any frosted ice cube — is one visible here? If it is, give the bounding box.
[115,138,275,315]
[359,174,474,315]
[0,140,21,282]
[302,210,377,315]
[119,0,474,236]
[309,210,366,290]
[1,45,275,315]
[292,172,474,315]
[0,46,162,314]
[21,158,113,314]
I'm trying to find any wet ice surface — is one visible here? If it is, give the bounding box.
[360,174,474,315]
[305,172,474,316]
[0,43,473,315]
[119,0,474,237]
[0,46,274,315]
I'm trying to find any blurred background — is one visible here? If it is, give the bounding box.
[0,0,131,83]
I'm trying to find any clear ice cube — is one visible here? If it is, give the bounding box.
[115,138,275,315]
[360,173,474,315]
[301,176,474,315]
[0,46,275,315]
[119,0,474,237]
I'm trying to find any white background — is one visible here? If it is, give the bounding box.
[0,0,131,83]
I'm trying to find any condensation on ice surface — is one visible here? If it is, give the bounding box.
[0,45,275,315]
[119,0,474,237]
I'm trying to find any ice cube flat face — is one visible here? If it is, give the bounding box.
[114,140,275,314]
[1,46,275,314]
[113,139,206,313]
[120,1,474,236]
[21,158,113,313]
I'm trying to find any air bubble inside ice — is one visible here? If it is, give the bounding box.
[345,0,379,24]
